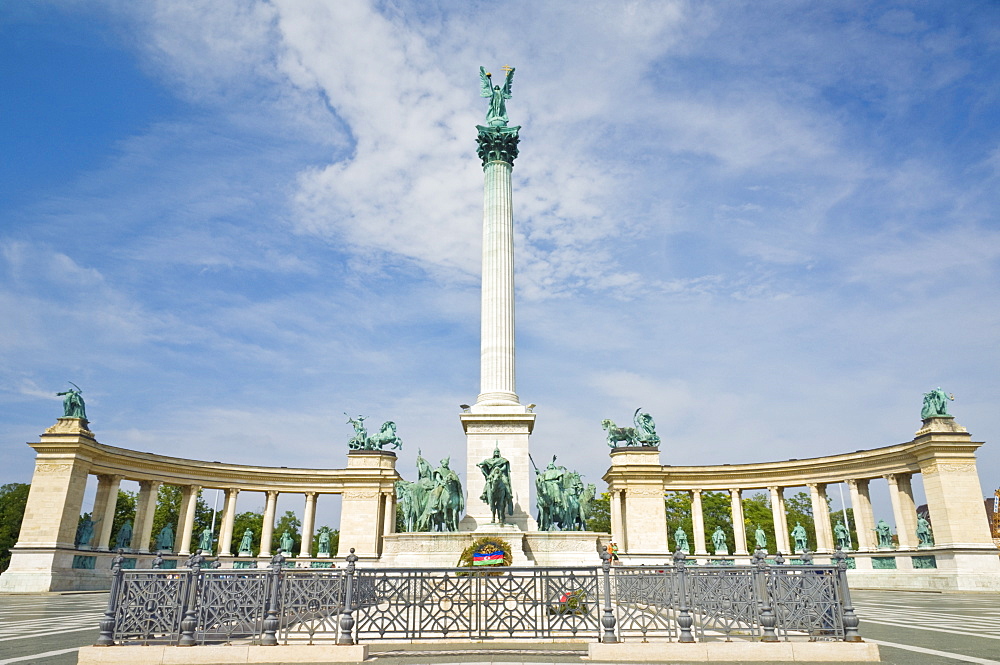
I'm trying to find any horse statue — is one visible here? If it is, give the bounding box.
[601,419,638,448]
[559,471,586,530]
[367,421,402,450]
[578,482,597,529]
[483,476,513,525]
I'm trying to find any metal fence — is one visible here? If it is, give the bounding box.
[95,548,861,647]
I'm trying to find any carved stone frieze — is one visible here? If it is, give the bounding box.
[34,463,72,474]
[342,490,380,500]
[921,462,977,476]
[626,486,665,498]
[465,423,526,433]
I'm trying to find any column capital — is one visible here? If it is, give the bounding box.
[476,125,520,167]
[304,491,317,499]
[691,488,703,496]
[226,487,240,496]
[266,490,279,498]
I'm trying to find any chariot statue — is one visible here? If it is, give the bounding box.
[920,387,954,419]
[602,408,661,448]
[345,413,402,450]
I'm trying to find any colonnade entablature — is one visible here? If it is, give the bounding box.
[602,416,999,592]
[0,417,399,592]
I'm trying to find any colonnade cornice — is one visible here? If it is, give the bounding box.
[29,436,400,494]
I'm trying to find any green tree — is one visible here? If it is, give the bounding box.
[0,483,30,572]
[586,492,611,533]
[232,510,264,556]
[664,491,693,548]
[272,510,301,554]
[109,490,136,549]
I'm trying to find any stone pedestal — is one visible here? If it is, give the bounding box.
[459,410,537,532]
[603,447,668,555]
[338,451,399,559]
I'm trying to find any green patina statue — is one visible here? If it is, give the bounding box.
[920,388,954,419]
[712,526,727,553]
[279,530,294,553]
[238,528,254,554]
[875,519,893,548]
[754,525,767,550]
[916,515,934,547]
[479,444,514,525]
[833,519,851,550]
[75,515,95,548]
[317,527,332,555]
[602,408,661,448]
[674,526,690,554]
[791,522,808,553]
[156,524,174,551]
[480,66,515,127]
[532,455,594,531]
[345,413,402,450]
[199,527,212,552]
[396,451,465,532]
[115,519,133,550]
[57,383,87,419]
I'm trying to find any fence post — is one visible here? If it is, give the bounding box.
[151,551,164,569]
[673,550,695,643]
[338,548,359,645]
[261,551,285,646]
[95,550,126,646]
[832,548,862,642]
[752,548,778,642]
[599,549,617,644]
[178,551,206,646]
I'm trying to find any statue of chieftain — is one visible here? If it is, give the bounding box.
[478,444,514,525]
[480,66,515,127]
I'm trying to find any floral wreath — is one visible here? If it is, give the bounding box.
[457,536,513,572]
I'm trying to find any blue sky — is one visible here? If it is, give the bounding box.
[2,1,999,530]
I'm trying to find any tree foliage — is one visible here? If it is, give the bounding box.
[0,483,30,572]
[586,492,611,533]
[109,490,136,549]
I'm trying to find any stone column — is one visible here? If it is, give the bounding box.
[91,474,122,550]
[895,473,918,548]
[177,485,201,555]
[382,490,396,536]
[847,479,876,551]
[769,487,791,554]
[259,491,278,558]
[730,489,748,555]
[475,125,521,408]
[218,488,240,556]
[691,489,708,556]
[132,480,161,553]
[809,483,834,553]
[885,474,914,549]
[299,492,317,558]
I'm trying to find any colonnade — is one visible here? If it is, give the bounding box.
[604,415,998,573]
[0,418,399,592]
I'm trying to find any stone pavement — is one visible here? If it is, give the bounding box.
[3,589,1000,664]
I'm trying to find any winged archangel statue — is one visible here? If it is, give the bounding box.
[480,65,515,127]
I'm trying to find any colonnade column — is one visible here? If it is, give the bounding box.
[91,474,122,550]
[132,480,161,553]
[847,479,876,551]
[259,491,278,558]
[729,489,748,555]
[177,484,201,555]
[809,483,834,553]
[218,488,240,556]
[381,490,396,536]
[769,487,791,554]
[887,474,917,549]
[691,489,708,555]
[299,492,317,558]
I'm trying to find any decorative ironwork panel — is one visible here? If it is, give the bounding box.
[195,569,270,644]
[113,570,190,644]
[537,568,601,638]
[766,568,844,639]
[279,569,348,644]
[611,567,678,641]
[686,567,759,639]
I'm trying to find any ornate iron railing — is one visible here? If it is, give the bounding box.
[94,548,862,647]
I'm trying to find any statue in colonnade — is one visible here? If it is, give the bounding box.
[115,520,133,550]
[791,522,808,553]
[674,526,689,554]
[833,519,851,550]
[916,515,934,547]
[754,524,767,551]
[711,526,727,554]
[238,528,254,556]
[875,519,893,548]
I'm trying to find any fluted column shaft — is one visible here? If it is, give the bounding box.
[848,479,876,551]
[809,483,834,553]
[477,159,518,406]
[259,491,278,557]
[691,489,708,555]
[91,474,122,550]
[132,480,161,553]
[219,488,240,556]
[177,485,200,555]
[730,489,748,555]
[769,487,791,554]
[299,492,317,558]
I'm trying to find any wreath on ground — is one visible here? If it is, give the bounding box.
[456,536,513,575]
